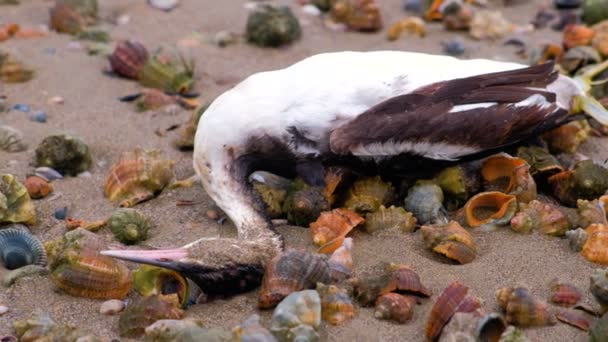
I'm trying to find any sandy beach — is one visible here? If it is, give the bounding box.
[1,0,607,340]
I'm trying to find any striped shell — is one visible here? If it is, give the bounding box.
[0,173,36,225]
[317,283,356,325]
[496,287,556,327]
[425,282,482,341]
[118,294,184,338]
[108,40,149,80]
[363,205,417,234]
[374,293,416,324]
[0,125,27,152]
[549,279,581,306]
[0,226,46,270]
[104,148,174,207]
[420,221,477,264]
[354,263,431,306]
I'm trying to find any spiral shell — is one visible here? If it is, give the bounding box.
[270,290,321,342]
[44,227,105,269]
[138,50,194,94]
[309,208,363,253]
[258,250,331,309]
[548,160,608,207]
[563,24,596,49]
[0,125,26,153]
[23,176,53,200]
[580,224,608,265]
[283,180,329,226]
[0,173,36,225]
[363,205,416,234]
[132,265,190,307]
[374,293,416,324]
[118,294,184,338]
[231,315,276,342]
[481,153,537,203]
[330,0,383,32]
[35,134,92,176]
[433,164,481,211]
[343,176,395,214]
[0,226,46,270]
[549,279,581,306]
[577,199,608,228]
[354,263,430,306]
[543,120,591,154]
[104,148,175,207]
[425,282,482,341]
[510,200,571,236]
[567,227,588,252]
[420,221,477,264]
[464,191,517,230]
[404,181,446,225]
[387,17,425,41]
[516,145,564,178]
[496,287,556,327]
[317,282,355,325]
[246,5,302,47]
[107,208,151,244]
[49,2,85,34]
[328,237,354,282]
[590,268,608,307]
[108,40,149,80]
[251,171,291,219]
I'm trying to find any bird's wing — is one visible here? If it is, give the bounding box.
[329,62,568,161]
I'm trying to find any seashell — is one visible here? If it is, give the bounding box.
[252,174,289,219]
[374,293,416,324]
[424,0,444,21]
[65,217,106,231]
[343,176,395,214]
[283,180,329,226]
[231,314,276,342]
[49,2,85,34]
[510,200,571,236]
[590,268,608,308]
[173,104,207,150]
[328,237,354,282]
[497,326,528,342]
[433,164,481,211]
[107,42,147,82]
[495,287,556,327]
[425,282,482,342]
[438,312,507,342]
[0,226,46,270]
[386,17,425,41]
[0,125,26,153]
[0,174,36,225]
[579,223,608,265]
[542,120,591,154]
[0,51,34,83]
[309,208,363,253]
[323,166,349,206]
[560,46,602,73]
[583,0,608,25]
[3,264,49,287]
[23,176,53,200]
[132,265,190,307]
[35,134,92,176]
[147,319,230,342]
[481,153,537,203]
[556,309,591,331]
[563,24,596,49]
[51,252,132,299]
[404,181,447,225]
[363,205,417,234]
[44,227,105,270]
[148,0,180,12]
[566,227,588,252]
[317,282,356,325]
[589,311,608,340]
[106,208,151,244]
[59,0,98,22]
[118,294,184,338]
[34,167,63,181]
[549,160,608,207]
[13,312,98,341]
[443,3,474,31]
[469,10,514,40]
[534,43,564,65]
[420,221,477,264]
[258,250,331,309]
[330,0,383,32]
[577,199,608,228]
[133,88,179,112]
[516,145,564,179]
[592,20,608,57]
[104,148,175,207]
[549,279,582,306]
[246,5,301,47]
[270,290,321,342]
[138,50,194,94]
[464,192,517,230]
[354,263,430,306]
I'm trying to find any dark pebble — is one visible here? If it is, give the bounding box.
[29,111,47,123]
[12,104,30,112]
[554,0,582,9]
[442,40,465,56]
[54,207,68,220]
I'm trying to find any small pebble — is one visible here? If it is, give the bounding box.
[116,14,130,25]
[2,265,49,287]
[301,4,322,16]
[0,305,7,316]
[77,171,92,178]
[54,206,68,220]
[48,96,64,104]
[442,40,465,56]
[12,104,29,112]
[29,111,47,123]
[403,0,423,13]
[100,299,125,315]
[35,166,63,181]
[148,0,179,11]
[67,41,83,50]
[206,209,220,220]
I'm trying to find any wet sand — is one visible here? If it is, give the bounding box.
[1,0,606,341]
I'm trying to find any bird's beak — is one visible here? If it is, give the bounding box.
[100,248,189,271]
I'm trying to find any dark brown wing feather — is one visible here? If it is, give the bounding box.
[329,62,567,160]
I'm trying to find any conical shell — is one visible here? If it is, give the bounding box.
[104,148,175,207]
[23,176,53,200]
[330,0,383,32]
[132,265,190,307]
[425,282,482,341]
[0,227,47,270]
[581,224,608,265]
[556,309,591,331]
[404,181,446,225]
[374,293,416,324]
[108,40,149,80]
[464,192,517,230]
[231,314,277,342]
[516,145,564,179]
[328,237,354,282]
[270,290,321,342]
[283,179,329,226]
[481,153,537,203]
[35,134,92,176]
[590,268,608,307]
[495,287,556,327]
[548,160,608,207]
[549,279,581,306]
[324,166,349,206]
[577,199,608,228]
[433,164,481,211]
[107,208,150,244]
[0,173,36,225]
[118,294,184,338]
[258,250,331,309]
[510,200,571,236]
[309,208,363,253]
[363,205,417,234]
[343,176,394,213]
[0,125,27,152]
[420,221,477,264]
[317,282,356,325]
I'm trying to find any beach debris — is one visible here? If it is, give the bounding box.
[328,237,354,282]
[374,293,416,324]
[283,180,329,226]
[363,205,417,234]
[329,0,383,32]
[0,174,36,225]
[548,160,608,206]
[12,104,30,112]
[104,148,175,208]
[582,0,608,25]
[463,191,517,230]
[496,287,556,327]
[425,282,482,341]
[386,17,425,41]
[252,173,290,219]
[563,24,596,49]
[420,221,477,264]
[118,294,184,338]
[107,208,151,245]
[148,0,180,11]
[108,40,149,80]
[0,226,46,270]
[258,250,331,309]
[65,217,106,231]
[310,208,363,253]
[543,120,591,154]
[13,312,99,341]
[404,181,447,225]
[132,265,191,307]
[2,264,49,287]
[23,176,53,200]
[35,134,92,176]
[0,50,34,83]
[311,0,337,12]
[76,29,110,42]
[146,319,230,341]
[403,0,423,13]
[510,200,571,235]
[0,23,18,42]
[53,206,68,220]
[469,10,514,40]
[212,30,240,47]
[317,282,356,325]
[442,39,466,56]
[100,299,125,315]
[354,263,431,306]
[556,309,591,331]
[232,314,277,342]
[438,312,508,342]
[344,176,395,214]
[270,290,322,342]
[138,50,195,94]
[121,88,197,112]
[246,5,301,47]
[0,125,27,153]
[49,2,86,34]
[173,103,206,149]
[481,153,537,203]
[549,279,582,306]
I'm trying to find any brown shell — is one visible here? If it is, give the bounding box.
[118,294,184,338]
[425,282,482,341]
[592,20,608,56]
[556,309,591,331]
[104,148,175,207]
[389,264,432,297]
[49,3,85,34]
[23,176,53,199]
[135,88,177,112]
[563,24,596,49]
[374,293,416,324]
[549,279,582,306]
[324,166,349,206]
[309,208,364,253]
[443,3,474,31]
[496,287,556,327]
[481,153,537,203]
[386,17,425,41]
[420,221,477,264]
[510,200,571,236]
[537,44,564,65]
[363,205,417,234]
[330,0,383,32]
[354,263,430,306]
[548,160,608,207]
[328,237,354,282]
[317,283,356,325]
[65,217,106,232]
[464,192,517,229]
[581,223,608,265]
[542,121,591,154]
[258,250,331,309]
[108,40,149,80]
[343,176,395,213]
[577,199,608,228]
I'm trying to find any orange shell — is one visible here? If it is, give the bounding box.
[581,223,608,265]
[425,282,481,341]
[310,208,363,253]
[538,44,564,64]
[464,191,517,228]
[331,0,383,32]
[323,166,348,205]
[481,154,536,203]
[592,20,608,56]
[420,221,476,264]
[496,287,556,327]
[387,17,425,41]
[317,283,356,325]
[563,24,596,49]
[599,195,608,218]
[0,23,19,42]
[542,121,590,154]
[374,293,416,324]
[23,175,53,199]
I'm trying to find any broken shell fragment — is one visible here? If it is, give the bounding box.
[481,153,537,203]
[270,290,321,342]
[343,176,395,214]
[104,148,175,207]
[0,173,36,225]
[231,314,276,342]
[404,181,446,225]
[323,166,349,206]
[328,237,354,282]
[317,282,356,325]
[510,200,571,236]
[65,217,106,231]
[549,279,582,306]
[108,40,149,80]
[374,293,416,324]
[174,104,207,150]
[566,227,588,252]
[386,17,425,41]
[0,226,47,270]
[118,294,184,338]
[363,205,417,234]
[556,309,591,331]
[496,287,556,327]
[420,221,477,264]
[23,176,53,199]
[35,134,92,176]
[246,5,301,47]
[464,192,517,230]
[330,0,383,32]
[469,10,514,40]
[0,125,26,153]
[107,208,150,244]
[132,265,190,307]
[548,160,608,207]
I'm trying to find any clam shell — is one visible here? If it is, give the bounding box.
[108,40,149,80]
[404,181,446,225]
[0,227,46,270]
[132,265,190,307]
[118,294,184,338]
[330,0,382,32]
[425,282,482,341]
[516,145,564,178]
[464,192,517,230]
[317,283,356,325]
[496,287,556,327]
[481,153,536,203]
[309,208,363,253]
[23,176,53,199]
[343,176,395,214]
[590,268,608,307]
[543,121,591,154]
[270,290,321,342]
[581,224,608,265]
[0,173,36,225]
[548,160,608,207]
[246,4,302,47]
[328,237,354,282]
[104,148,175,207]
[374,293,416,324]
[35,134,92,176]
[549,279,581,306]
[0,125,27,152]
[387,17,425,41]
[363,205,416,234]
[420,221,477,264]
[107,208,150,244]
[231,314,277,342]
[258,250,331,309]
[510,200,571,236]
[556,309,591,331]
